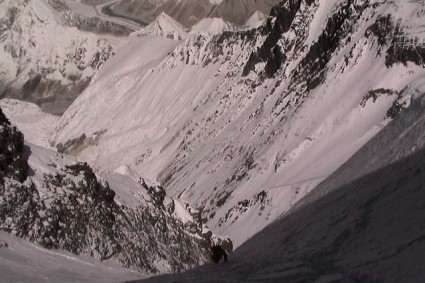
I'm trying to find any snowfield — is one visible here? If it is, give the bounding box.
[0,232,142,283]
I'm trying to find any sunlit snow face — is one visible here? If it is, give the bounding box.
[209,0,224,4]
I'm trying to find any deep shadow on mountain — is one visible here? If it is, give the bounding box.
[129,147,425,282]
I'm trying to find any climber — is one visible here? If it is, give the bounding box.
[211,245,228,263]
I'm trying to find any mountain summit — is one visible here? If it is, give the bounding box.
[133,12,188,40]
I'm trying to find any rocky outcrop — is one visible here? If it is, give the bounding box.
[366,14,425,67]
[0,108,28,183]
[243,0,307,77]
[0,107,231,273]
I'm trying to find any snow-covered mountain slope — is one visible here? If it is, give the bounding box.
[0,0,123,115]
[0,108,231,275]
[133,12,188,40]
[132,87,425,283]
[52,0,425,248]
[0,99,59,149]
[110,0,281,28]
[190,18,234,35]
[0,232,142,283]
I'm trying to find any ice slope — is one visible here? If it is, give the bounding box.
[52,0,425,248]
[0,232,142,283]
[131,87,425,283]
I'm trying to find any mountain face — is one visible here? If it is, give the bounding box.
[0,0,124,115]
[52,0,425,248]
[132,84,425,283]
[0,106,231,274]
[107,0,281,28]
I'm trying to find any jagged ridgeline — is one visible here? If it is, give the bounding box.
[0,108,231,274]
[244,0,425,84]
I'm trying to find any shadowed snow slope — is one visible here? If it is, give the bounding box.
[0,232,142,283]
[52,0,425,248]
[130,83,425,283]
